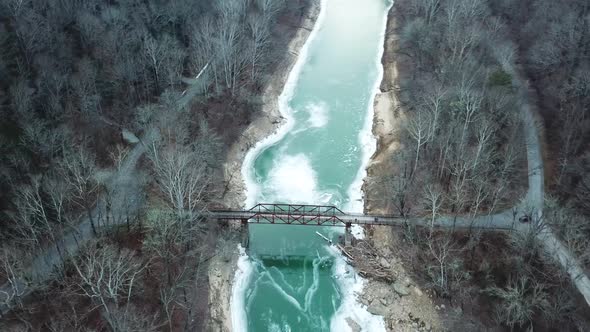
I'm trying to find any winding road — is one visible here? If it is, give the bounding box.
[2,46,590,318]
[0,68,204,315]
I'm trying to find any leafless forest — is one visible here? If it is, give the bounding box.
[370,0,590,330]
[0,0,589,331]
[0,0,310,330]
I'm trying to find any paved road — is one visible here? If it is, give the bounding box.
[2,60,590,314]
[210,64,590,306]
[0,129,154,315]
[0,68,205,315]
[211,208,517,230]
[509,66,590,306]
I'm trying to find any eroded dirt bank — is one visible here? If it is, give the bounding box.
[221,2,320,210]
[205,2,321,331]
[359,8,449,332]
[358,6,511,331]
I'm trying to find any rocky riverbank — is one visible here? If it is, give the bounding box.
[221,1,321,210]
[205,2,321,331]
[359,7,445,332]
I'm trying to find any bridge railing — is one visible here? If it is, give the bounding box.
[246,203,346,226]
[248,203,344,215]
[209,204,518,230]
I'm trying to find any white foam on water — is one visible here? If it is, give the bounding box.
[267,154,319,204]
[269,323,281,332]
[230,246,254,332]
[307,101,330,128]
[232,0,394,330]
[296,259,309,294]
[328,246,386,332]
[231,0,328,330]
[241,0,329,209]
[269,322,292,332]
[264,272,304,311]
[246,271,266,310]
[344,0,394,241]
[304,256,328,312]
[270,266,297,294]
[334,0,393,330]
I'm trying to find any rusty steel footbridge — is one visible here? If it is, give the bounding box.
[210,203,518,248]
[210,203,518,230]
[212,203,402,227]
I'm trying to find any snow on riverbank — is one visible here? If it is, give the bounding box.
[329,246,387,332]
[241,0,328,209]
[230,246,254,331]
[231,0,328,331]
[231,0,394,330]
[213,1,321,330]
[345,0,394,242]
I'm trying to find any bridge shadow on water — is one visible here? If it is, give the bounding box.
[246,222,344,258]
[243,223,347,330]
[245,248,344,331]
[251,254,336,270]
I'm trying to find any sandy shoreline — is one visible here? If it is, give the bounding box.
[208,2,416,331]
[221,3,321,211]
[206,2,321,331]
[363,6,401,217]
[359,7,445,332]
[357,5,471,330]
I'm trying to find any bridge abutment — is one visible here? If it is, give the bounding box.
[241,219,249,249]
[344,222,352,246]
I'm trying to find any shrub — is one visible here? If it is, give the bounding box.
[489,69,513,87]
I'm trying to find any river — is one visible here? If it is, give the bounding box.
[232,0,392,331]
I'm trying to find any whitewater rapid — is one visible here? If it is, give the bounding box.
[230,0,393,331]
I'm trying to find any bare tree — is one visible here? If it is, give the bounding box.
[214,0,249,94]
[142,33,186,92]
[412,0,442,24]
[14,9,49,66]
[454,85,483,155]
[555,101,586,186]
[3,0,31,18]
[469,176,490,220]
[256,0,285,21]
[72,243,147,332]
[106,304,159,332]
[424,231,470,298]
[386,150,413,216]
[9,78,34,121]
[11,177,66,262]
[148,140,210,220]
[421,184,444,230]
[72,57,101,120]
[508,210,545,270]
[406,109,434,176]
[20,120,70,161]
[486,275,549,329]
[143,209,208,331]
[247,12,270,83]
[0,247,27,315]
[57,146,100,235]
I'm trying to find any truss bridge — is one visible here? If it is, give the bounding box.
[211,203,404,227]
[210,203,516,248]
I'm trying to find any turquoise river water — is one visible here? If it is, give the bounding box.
[232,0,393,331]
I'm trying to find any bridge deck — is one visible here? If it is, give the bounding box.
[211,210,396,226]
[209,204,517,230]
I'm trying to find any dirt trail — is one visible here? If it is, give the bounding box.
[0,75,200,314]
[362,5,590,317]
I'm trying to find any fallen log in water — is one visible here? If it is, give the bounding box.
[315,231,355,261]
[315,231,332,244]
[336,244,354,260]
